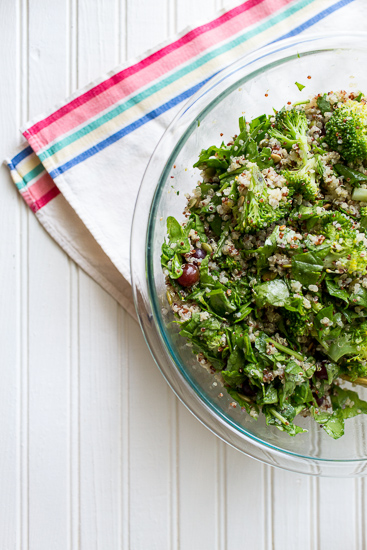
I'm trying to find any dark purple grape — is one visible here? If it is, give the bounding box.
[315,363,328,380]
[241,380,257,397]
[192,248,207,260]
[177,264,200,287]
[312,392,324,407]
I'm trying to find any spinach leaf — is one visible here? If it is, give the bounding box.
[292,381,313,406]
[263,404,307,436]
[233,304,252,324]
[208,214,222,237]
[246,141,273,169]
[334,164,367,187]
[199,255,217,289]
[350,286,367,308]
[221,370,244,387]
[280,360,308,407]
[291,247,329,286]
[238,115,247,134]
[325,361,340,384]
[327,332,358,362]
[314,305,334,331]
[258,384,278,405]
[317,94,332,115]
[165,216,190,254]
[193,145,229,171]
[312,387,367,439]
[222,348,245,387]
[312,408,345,439]
[200,194,221,214]
[207,289,237,316]
[213,221,231,258]
[331,386,367,417]
[194,214,207,242]
[167,216,183,240]
[227,389,259,415]
[249,227,279,274]
[249,114,270,144]
[243,332,257,363]
[254,279,290,308]
[161,242,175,263]
[226,348,243,371]
[170,253,184,279]
[325,276,349,303]
[243,362,265,383]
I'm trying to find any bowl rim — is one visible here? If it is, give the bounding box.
[131,31,367,476]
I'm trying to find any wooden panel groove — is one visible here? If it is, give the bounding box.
[120,310,130,550]
[217,441,227,550]
[310,477,320,550]
[169,392,179,550]
[67,2,80,549]
[20,1,30,548]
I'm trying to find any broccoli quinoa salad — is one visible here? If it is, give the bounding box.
[160,89,367,439]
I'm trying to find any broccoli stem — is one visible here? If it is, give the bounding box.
[312,145,328,155]
[334,164,367,187]
[266,338,304,361]
[219,167,243,180]
[293,100,311,106]
[352,188,367,201]
[269,408,288,425]
[236,392,253,404]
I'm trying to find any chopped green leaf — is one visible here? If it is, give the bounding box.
[316,94,331,115]
[295,81,305,91]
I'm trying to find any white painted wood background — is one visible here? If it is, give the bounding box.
[1,1,367,549]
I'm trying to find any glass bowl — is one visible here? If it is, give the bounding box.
[131,33,367,477]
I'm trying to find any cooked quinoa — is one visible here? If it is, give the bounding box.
[161,90,367,438]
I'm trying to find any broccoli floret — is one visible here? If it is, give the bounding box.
[322,218,367,274]
[238,164,289,232]
[282,157,319,200]
[269,107,309,162]
[269,108,323,199]
[283,309,310,339]
[325,99,367,162]
[320,209,353,229]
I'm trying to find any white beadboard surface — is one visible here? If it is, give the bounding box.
[1,1,367,549]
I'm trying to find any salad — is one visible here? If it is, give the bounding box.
[161,89,367,439]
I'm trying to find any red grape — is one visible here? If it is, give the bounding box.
[177,264,200,287]
[192,248,207,260]
[315,363,328,380]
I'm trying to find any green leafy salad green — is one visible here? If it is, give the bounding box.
[161,90,367,439]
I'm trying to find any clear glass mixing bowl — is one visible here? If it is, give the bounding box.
[131,33,367,477]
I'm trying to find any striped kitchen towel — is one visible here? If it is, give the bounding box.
[5,0,361,320]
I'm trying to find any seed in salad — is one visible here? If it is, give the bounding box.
[201,242,213,254]
[271,153,282,163]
